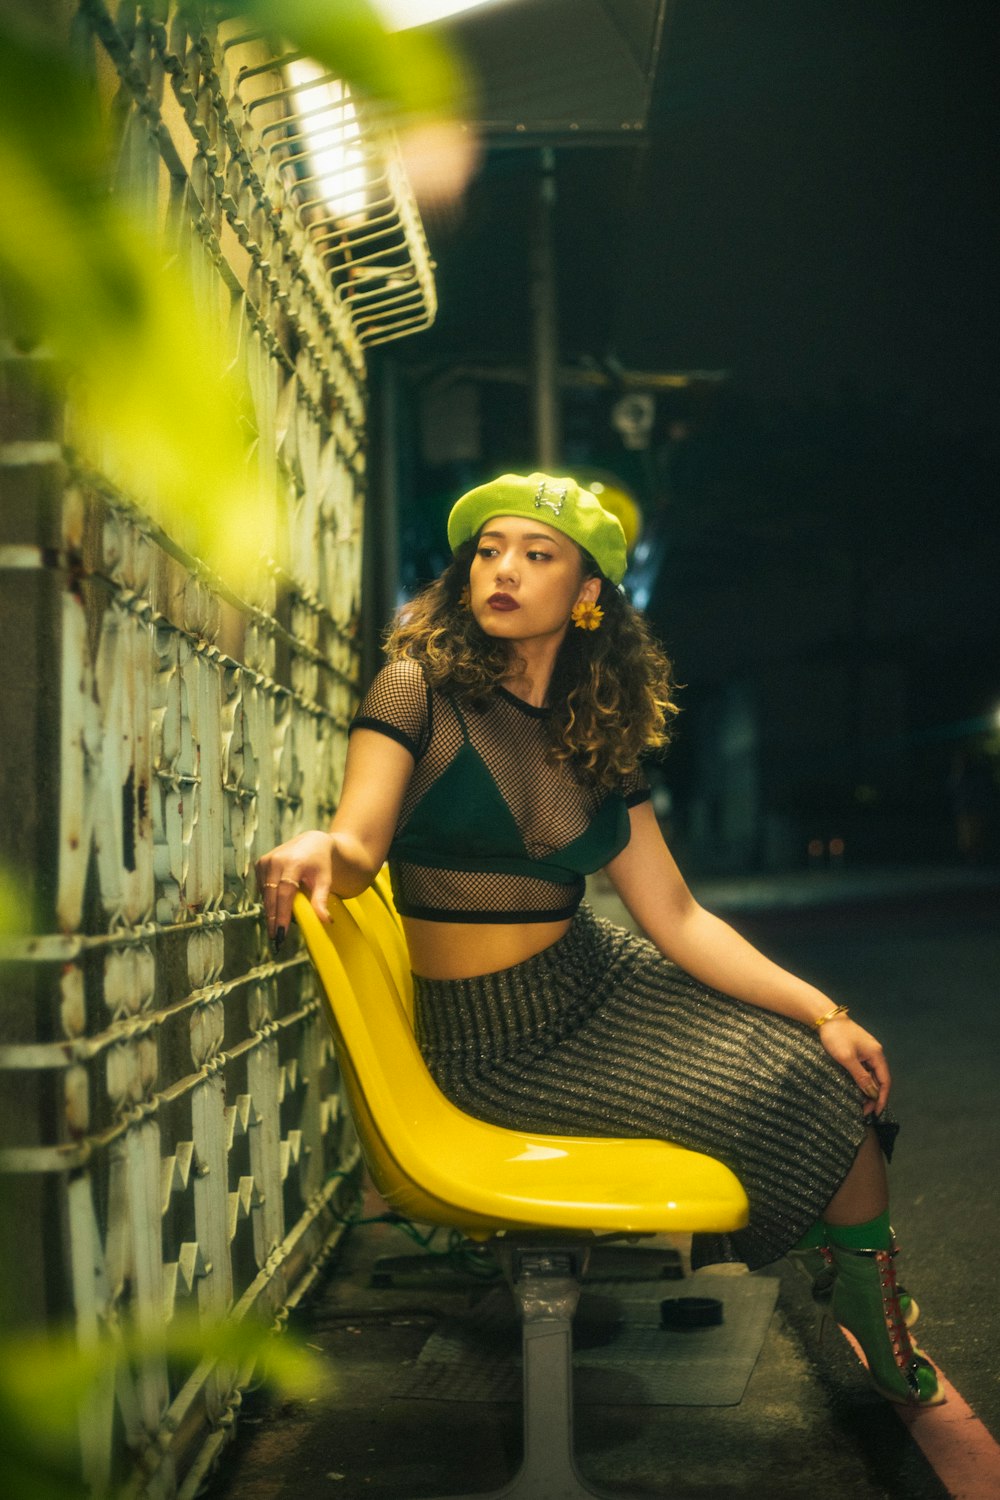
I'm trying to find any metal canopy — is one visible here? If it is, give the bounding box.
[444,0,671,142]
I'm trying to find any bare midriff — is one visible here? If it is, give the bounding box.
[402,915,573,981]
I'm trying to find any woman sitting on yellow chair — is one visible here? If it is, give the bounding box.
[257,472,940,1408]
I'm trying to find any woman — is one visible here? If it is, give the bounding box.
[258,472,940,1407]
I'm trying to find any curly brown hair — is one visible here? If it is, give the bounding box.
[384,540,680,789]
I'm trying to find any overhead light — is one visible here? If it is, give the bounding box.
[375,0,509,31]
[286,59,368,222]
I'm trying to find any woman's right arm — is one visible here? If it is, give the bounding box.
[255,727,414,943]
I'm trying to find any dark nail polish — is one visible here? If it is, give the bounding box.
[273,926,286,953]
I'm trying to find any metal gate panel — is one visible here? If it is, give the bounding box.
[0,2,434,1493]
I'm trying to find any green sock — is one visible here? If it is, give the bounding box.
[792,1219,828,1252]
[822,1208,892,1251]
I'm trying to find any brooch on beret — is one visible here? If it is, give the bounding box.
[534,479,567,516]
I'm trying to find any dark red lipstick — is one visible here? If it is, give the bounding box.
[487,593,519,611]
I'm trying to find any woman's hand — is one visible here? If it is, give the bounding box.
[255,830,336,944]
[818,1016,891,1116]
[253,729,414,948]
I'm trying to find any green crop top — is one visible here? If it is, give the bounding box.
[351,658,650,923]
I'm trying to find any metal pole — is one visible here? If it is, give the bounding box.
[531,148,560,468]
[363,356,401,683]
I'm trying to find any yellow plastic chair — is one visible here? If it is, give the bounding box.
[294,886,750,1500]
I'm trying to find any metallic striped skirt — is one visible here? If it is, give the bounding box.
[413,904,897,1270]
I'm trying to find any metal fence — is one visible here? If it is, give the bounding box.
[0,4,433,1493]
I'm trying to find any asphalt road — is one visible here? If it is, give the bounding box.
[723,879,1000,1441]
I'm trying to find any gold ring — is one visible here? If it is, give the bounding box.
[264,881,279,889]
[278,877,299,886]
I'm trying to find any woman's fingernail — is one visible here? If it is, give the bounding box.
[273,926,285,953]
[865,1083,879,1099]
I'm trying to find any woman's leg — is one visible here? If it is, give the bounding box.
[790,1128,893,1309]
[808,1128,941,1405]
[822,1124,888,1226]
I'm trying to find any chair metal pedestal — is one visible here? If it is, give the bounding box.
[426,1236,645,1500]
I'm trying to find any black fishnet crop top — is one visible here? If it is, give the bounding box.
[351,658,650,923]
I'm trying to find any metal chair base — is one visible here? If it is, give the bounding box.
[423,1236,649,1500]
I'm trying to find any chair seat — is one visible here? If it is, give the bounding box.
[294,892,749,1239]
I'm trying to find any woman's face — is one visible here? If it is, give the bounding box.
[467,515,601,646]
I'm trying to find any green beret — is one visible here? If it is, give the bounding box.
[447,472,629,586]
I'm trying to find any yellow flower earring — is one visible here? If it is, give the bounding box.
[571,599,604,631]
[458,586,471,608]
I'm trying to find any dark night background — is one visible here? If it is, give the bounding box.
[372,0,1000,876]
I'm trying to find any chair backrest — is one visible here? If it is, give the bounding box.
[349,880,414,1021]
[294,889,501,1233]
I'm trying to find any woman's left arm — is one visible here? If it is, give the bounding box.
[606,801,889,1112]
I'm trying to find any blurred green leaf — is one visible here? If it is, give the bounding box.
[0,20,270,592]
[0,1314,329,1437]
[0,3,466,594]
[0,865,24,938]
[0,1311,331,1499]
[0,1406,87,1500]
[206,0,467,118]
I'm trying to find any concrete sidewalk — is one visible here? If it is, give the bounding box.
[208,1217,954,1500]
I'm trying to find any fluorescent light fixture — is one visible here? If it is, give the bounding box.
[286,59,367,221]
[375,0,508,31]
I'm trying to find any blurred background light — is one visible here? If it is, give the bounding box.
[285,59,368,222]
[377,0,510,30]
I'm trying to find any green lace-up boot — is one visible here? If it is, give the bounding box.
[789,1238,918,1327]
[827,1243,942,1405]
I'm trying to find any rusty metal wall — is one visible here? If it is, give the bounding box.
[0,4,426,1494]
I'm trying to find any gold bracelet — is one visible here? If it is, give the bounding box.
[812,1003,849,1030]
